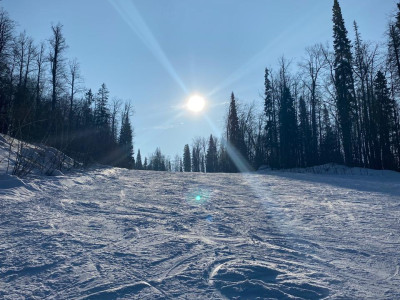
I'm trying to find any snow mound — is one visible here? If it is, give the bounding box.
[0,174,27,189]
[0,134,78,177]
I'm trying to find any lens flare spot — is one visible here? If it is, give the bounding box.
[185,188,213,206]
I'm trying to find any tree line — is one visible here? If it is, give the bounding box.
[0,8,135,169]
[1,1,400,174]
[178,0,400,173]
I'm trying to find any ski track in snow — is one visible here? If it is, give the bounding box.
[1,168,400,299]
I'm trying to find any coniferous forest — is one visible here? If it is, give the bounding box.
[1,1,400,173]
[180,0,400,173]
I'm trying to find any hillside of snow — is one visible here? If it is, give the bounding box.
[0,134,76,177]
[1,165,400,299]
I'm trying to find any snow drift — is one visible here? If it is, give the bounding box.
[0,134,77,177]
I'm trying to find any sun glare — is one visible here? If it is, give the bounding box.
[187,95,206,113]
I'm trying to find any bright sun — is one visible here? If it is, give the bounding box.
[187,95,206,113]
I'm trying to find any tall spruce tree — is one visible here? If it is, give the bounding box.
[332,0,356,165]
[118,105,134,169]
[206,134,218,172]
[264,68,279,168]
[226,92,245,172]
[298,96,312,167]
[149,148,166,171]
[374,71,395,169]
[136,149,143,170]
[192,146,200,172]
[279,86,298,168]
[183,144,191,172]
[94,83,114,162]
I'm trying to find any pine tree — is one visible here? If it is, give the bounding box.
[192,146,200,172]
[226,92,246,172]
[95,83,110,128]
[206,134,218,172]
[264,68,279,168]
[332,0,356,165]
[136,149,143,170]
[183,144,191,172]
[118,104,134,169]
[149,148,166,171]
[298,96,312,167]
[279,86,298,168]
[143,157,148,170]
[374,71,395,169]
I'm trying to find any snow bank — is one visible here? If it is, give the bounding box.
[0,134,78,177]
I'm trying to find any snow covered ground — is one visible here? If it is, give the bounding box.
[1,166,400,299]
[0,134,76,177]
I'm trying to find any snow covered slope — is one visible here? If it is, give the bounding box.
[0,134,76,176]
[1,167,400,299]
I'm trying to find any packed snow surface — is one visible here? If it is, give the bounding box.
[1,167,400,299]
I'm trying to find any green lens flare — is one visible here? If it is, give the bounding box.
[185,188,212,206]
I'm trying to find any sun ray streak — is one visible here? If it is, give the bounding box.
[204,113,289,231]
[108,0,188,94]
[203,114,222,137]
[206,2,324,98]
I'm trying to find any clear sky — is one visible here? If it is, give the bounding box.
[2,0,397,159]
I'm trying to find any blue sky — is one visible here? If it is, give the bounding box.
[2,0,397,159]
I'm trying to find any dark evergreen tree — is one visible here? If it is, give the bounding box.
[93,83,115,162]
[136,149,143,170]
[183,144,191,172]
[95,83,110,128]
[226,92,246,172]
[264,68,279,168]
[279,86,298,168]
[149,147,166,171]
[191,146,199,172]
[374,71,396,169]
[206,134,218,172]
[332,0,356,165]
[298,96,312,167]
[117,104,134,169]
